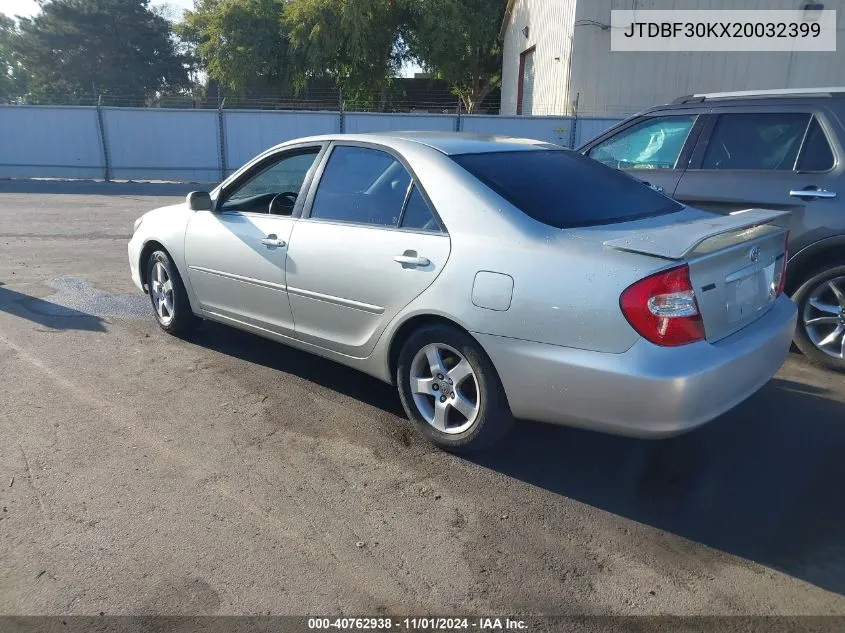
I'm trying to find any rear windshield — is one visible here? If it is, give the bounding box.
[451,149,682,228]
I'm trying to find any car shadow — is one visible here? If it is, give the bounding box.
[0,282,106,332]
[188,321,404,417]
[183,321,845,596]
[0,180,204,196]
[471,372,845,596]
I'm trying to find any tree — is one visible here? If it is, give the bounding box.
[0,15,16,101]
[179,0,291,97]
[0,14,27,102]
[404,0,503,113]
[11,0,187,104]
[284,0,409,109]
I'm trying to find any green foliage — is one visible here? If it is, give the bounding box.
[0,14,16,101]
[11,0,188,105]
[284,0,410,108]
[404,0,503,113]
[2,0,505,110]
[0,14,27,102]
[179,0,291,95]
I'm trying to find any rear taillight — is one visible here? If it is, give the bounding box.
[774,231,789,297]
[620,264,705,347]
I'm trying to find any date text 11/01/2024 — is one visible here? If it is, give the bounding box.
[307,618,528,630]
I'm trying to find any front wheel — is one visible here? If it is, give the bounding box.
[145,249,199,336]
[396,324,513,453]
[792,264,845,372]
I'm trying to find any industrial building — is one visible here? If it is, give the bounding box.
[500,0,845,117]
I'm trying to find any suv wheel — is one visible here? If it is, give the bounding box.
[793,264,845,372]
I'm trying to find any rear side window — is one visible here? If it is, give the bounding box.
[701,113,810,170]
[452,150,682,229]
[400,186,440,232]
[310,146,411,227]
[797,118,835,171]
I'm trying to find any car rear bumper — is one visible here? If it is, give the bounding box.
[474,295,797,438]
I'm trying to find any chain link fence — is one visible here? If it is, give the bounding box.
[2,87,640,118]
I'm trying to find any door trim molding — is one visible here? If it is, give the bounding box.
[287,285,385,314]
[189,265,287,292]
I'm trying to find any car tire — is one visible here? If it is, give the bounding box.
[792,263,845,372]
[145,249,199,336]
[396,324,514,453]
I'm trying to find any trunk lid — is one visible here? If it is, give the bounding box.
[585,207,790,342]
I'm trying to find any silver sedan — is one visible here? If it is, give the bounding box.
[128,132,797,452]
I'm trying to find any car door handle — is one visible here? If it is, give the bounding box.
[789,188,837,200]
[260,235,286,248]
[394,254,430,267]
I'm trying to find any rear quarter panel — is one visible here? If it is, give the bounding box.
[379,143,665,356]
[408,232,660,354]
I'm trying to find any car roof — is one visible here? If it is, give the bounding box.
[677,87,845,102]
[276,131,562,155]
[630,89,845,118]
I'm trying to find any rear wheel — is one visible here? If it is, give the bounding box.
[145,249,199,336]
[396,324,513,453]
[792,264,845,372]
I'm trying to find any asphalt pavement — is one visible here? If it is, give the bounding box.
[1,180,844,616]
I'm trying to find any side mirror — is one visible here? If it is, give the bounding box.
[186,191,212,211]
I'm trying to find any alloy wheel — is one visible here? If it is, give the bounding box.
[802,275,845,360]
[150,261,175,326]
[409,343,480,434]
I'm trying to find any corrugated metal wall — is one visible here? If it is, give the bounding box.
[103,108,220,182]
[344,112,457,133]
[502,0,845,117]
[0,106,103,179]
[500,0,579,115]
[462,114,573,144]
[570,0,845,117]
[224,110,339,172]
[574,117,625,146]
[0,106,621,182]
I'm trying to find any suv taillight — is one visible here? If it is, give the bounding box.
[620,264,705,347]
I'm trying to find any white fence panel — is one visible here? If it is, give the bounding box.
[224,110,339,174]
[345,112,455,134]
[103,108,220,182]
[0,106,627,182]
[575,117,622,148]
[463,115,574,147]
[0,106,103,179]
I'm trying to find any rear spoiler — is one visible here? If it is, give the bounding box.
[603,208,790,260]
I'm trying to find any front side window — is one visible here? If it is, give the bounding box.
[222,149,320,214]
[310,146,411,227]
[453,150,682,229]
[588,115,696,170]
[701,113,810,171]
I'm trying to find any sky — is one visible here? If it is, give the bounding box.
[1,0,422,75]
[1,0,194,19]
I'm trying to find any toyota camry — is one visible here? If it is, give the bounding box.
[128,132,797,452]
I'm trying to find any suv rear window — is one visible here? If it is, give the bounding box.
[797,117,835,171]
[452,150,682,228]
[701,113,809,170]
